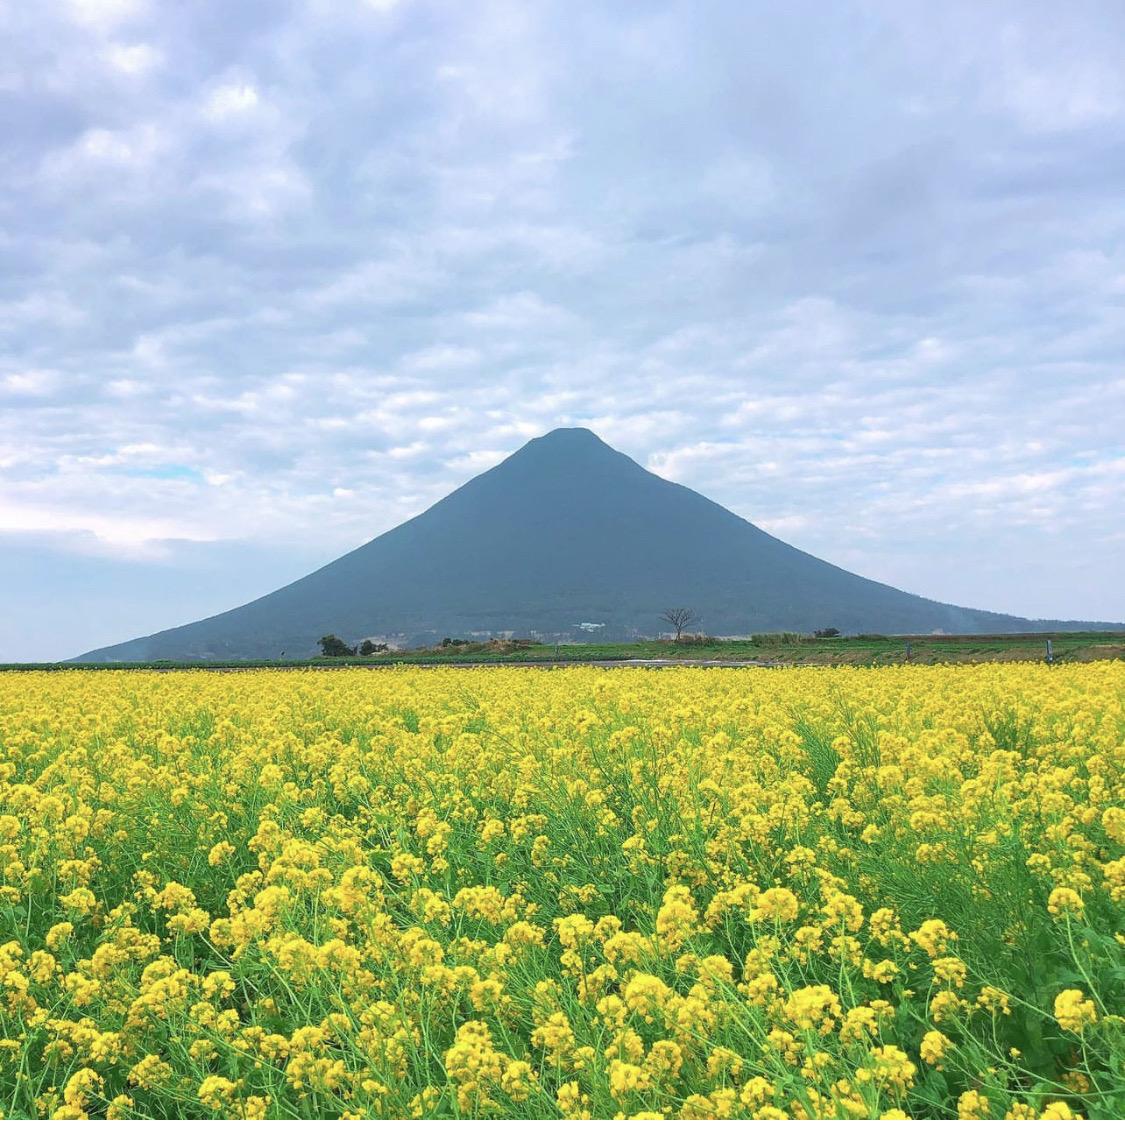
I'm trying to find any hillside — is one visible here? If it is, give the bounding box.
[76,428,1118,660]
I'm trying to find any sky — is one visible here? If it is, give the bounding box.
[2,0,1124,660]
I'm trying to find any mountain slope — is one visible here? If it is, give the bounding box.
[76,428,1115,659]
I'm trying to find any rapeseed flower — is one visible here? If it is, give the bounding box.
[0,663,1120,1119]
[1054,989,1098,1034]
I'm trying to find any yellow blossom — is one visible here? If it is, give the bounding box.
[1053,989,1097,1034]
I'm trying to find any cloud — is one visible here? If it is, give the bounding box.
[1,370,60,396]
[103,41,162,75]
[0,500,216,555]
[202,81,260,120]
[65,0,147,30]
[2,0,1124,658]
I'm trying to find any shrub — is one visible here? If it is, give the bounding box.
[318,634,356,657]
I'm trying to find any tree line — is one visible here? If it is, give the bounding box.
[319,613,842,655]
[318,635,387,657]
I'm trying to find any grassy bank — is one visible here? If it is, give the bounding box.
[5,631,1123,671]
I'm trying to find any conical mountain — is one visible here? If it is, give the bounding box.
[76,428,1113,660]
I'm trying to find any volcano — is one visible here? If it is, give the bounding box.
[76,428,1114,659]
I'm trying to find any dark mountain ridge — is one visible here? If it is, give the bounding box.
[76,428,1117,660]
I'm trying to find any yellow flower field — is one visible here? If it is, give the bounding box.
[0,665,1122,1120]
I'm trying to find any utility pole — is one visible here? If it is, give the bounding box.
[1046,638,1053,665]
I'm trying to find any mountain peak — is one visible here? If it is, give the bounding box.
[525,426,612,451]
[498,427,629,475]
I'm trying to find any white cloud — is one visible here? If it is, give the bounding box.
[104,41,161,75]
[194,162,310,219]
[1,370,59,396]
[404,345,481,371]
[81,127,151,161]
[445,448,508,474]
[995,25,1124,132]
[757,514,811,537]
[462,291,578,332]
[66,0,146,29]
[42,124,168,183]
[0,500,213,552]
[386,442,429,460]
[202,82,260,120]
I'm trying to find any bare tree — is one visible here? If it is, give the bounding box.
[660,607,699,641]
